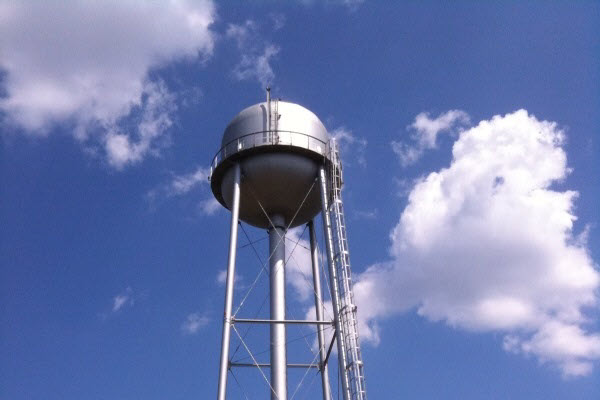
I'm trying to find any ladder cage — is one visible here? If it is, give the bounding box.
[326,139,367,400]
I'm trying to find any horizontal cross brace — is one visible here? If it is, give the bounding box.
[232,318,334,326]
[230,362,318,369]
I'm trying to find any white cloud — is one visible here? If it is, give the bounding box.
[353,209,378,220]
[104,80,176,169]
[269,13,286,31]
[233,45,280,88]
[216,270,228,285]
[216,269,244,288]
[412,110,470,148]
[392,110,470,166]
[146,165,218,214]
[304,300,336,353]
[181,313,209,335]
[226,20,280,87]
[285,227,315,302]
[355,109,600,376]
[168,166,211,196]
[0,1,215,167]
[225,20,258,45]
[112,287,134,312]
[286,226,341,355]
[199,197,222,216]
[299,0,364,11]
[331,127,368,167]
[340,0,365,12]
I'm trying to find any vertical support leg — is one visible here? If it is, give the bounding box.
[309,220,332,400]
[217,164,241,400]
[318,166,351,400]
[269,215,287,400]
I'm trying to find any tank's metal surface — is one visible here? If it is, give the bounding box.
[220,101,328,147]
[210,100,329,229]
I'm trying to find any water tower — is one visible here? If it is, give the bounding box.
[210,90,367,400]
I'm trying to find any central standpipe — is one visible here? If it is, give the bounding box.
[269,215,287,400]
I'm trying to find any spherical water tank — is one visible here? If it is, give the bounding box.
[210,100,329,229]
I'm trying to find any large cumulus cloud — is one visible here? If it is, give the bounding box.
[0,1,215,168]
[355,109,600,377]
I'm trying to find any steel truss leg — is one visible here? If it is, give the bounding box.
[309,220,332,400]
[217,163,241,400]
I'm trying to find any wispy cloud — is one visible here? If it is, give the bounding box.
[232,45,280,88]
[112,287,134,313]
[269,13,286,31]
[181,313,209,335]
[146,165,219,216]
[216,269,244,289]
[226,19,280,88]
[199,198,221,216]
[353,208,378,220]
[357,109,600,377]
[167,166,211,197]
[104,80,176,169]
[340,0,365,12]
[392,110,470,166]
[300,0,365,12]
[331,127,368,167]
[216,270,228,285]
[0,1,216,168]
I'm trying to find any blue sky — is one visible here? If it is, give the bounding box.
[1,1,599,399]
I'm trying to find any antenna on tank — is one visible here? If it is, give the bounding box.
[267,87,271,134]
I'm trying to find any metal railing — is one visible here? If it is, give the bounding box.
[209,130,328,179]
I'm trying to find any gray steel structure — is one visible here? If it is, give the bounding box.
[210,90,366,400]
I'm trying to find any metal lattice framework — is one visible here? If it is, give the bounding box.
[212,93,367,400]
